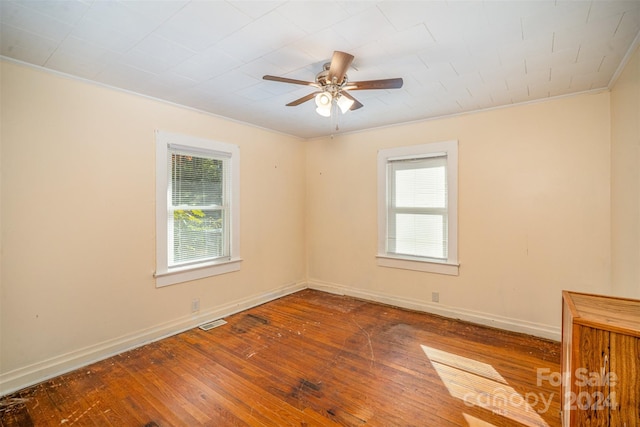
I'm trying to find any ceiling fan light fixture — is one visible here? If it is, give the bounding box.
[315,92,332,108]
[336,94,354,113]
[315,92,333,117]
[315,106,332,117]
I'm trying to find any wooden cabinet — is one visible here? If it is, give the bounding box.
[561,291,640,426]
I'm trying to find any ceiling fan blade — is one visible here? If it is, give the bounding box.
[263,75,320,88]
[340,91,364,110]
[286,92,321,106]
[344,78,404,90]
[328,51,354,84]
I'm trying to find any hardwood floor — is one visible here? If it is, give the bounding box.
[1,290,561,426]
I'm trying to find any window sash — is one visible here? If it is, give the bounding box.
[167,147,231,268]
[386,154,449,261]
[387,211,448,260]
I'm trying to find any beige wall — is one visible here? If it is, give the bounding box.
[306,92,612,338]
[0,61,306,391]
[611,44,640,299]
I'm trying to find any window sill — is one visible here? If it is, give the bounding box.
[376,255,459,276]
[155,258,242,287]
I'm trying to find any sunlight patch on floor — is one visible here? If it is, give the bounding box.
[462,413,498,427]
[420,345,508,384]
[421,345,550,427]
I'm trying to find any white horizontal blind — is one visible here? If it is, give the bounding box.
[168,146,230,267]
[387,155,448,260]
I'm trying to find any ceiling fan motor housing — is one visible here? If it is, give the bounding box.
[316,69,347,97]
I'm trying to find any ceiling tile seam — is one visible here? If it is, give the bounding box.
[226,1,273,22]
[129,35,200,75]
[112,2,200,76]
[43,41,61,69]
[585,2,593,24]
[122,2,197,62]
[242,6,315,50]
[422,23,437,43]
[5,1,77,39]
[208,13,311,73]
[1,18,68,68]
[613,12,626,37]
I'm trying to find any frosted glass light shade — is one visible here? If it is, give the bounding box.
[316,106,331,117]
[336,94,354,113]
[315,92,332,107]
[315,92,332,117]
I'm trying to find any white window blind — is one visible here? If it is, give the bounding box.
[387,155,448,260]
[168,145,231,267]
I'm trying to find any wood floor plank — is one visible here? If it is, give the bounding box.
[1,290,562,426]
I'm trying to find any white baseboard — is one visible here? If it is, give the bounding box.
[307,279,561,342]
[1,279,560,396]
[0,281,306,397]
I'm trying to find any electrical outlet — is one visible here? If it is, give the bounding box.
[432,292,439,303]
[191,298,200,313]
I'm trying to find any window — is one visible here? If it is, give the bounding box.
[377,141,458,275]
[155,131,240,287]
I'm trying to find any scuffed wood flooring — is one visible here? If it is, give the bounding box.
[1,289,561,426]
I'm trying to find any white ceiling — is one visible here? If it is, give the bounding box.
[2,1,639,139]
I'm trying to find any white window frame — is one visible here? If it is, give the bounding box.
[377,140,459,275]
[155,130,241,287]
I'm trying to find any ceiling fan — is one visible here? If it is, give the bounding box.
[263,51,403,117]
